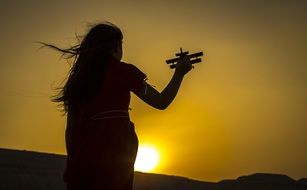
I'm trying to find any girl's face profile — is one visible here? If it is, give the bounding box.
[112,41,123,61]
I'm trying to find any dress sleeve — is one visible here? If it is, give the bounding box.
[124,64,147,93]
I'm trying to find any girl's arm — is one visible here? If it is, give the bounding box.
[135,55,192,110]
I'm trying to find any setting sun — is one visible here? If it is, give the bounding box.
[134,145,160,172]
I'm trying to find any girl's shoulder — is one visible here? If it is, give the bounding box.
[109,56,146,79]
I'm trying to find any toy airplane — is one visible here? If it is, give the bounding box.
[166,48,204,69]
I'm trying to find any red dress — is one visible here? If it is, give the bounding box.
[64,57,147,190]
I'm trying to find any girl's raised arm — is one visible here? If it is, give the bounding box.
[135,55,192,110]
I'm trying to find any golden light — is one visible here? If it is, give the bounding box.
[134,145,160,172]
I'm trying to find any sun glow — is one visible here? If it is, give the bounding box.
[134,145,160,172]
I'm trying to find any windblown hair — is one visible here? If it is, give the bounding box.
[40,22,123,114]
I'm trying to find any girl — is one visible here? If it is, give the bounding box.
[42,22,192,190]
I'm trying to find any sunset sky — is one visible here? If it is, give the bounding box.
[0,0,306,182]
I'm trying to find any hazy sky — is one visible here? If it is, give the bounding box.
[0,0,306,182]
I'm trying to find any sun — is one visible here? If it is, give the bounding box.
[134,145,160,172]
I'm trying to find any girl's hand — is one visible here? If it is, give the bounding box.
[175,55,192,76]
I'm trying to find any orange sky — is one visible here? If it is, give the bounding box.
[0,0,306,182]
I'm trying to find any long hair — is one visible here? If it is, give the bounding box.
[40,22,123,114]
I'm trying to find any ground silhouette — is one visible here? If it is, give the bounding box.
[0,148,306,190]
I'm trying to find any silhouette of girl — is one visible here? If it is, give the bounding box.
[41,22,192,190]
